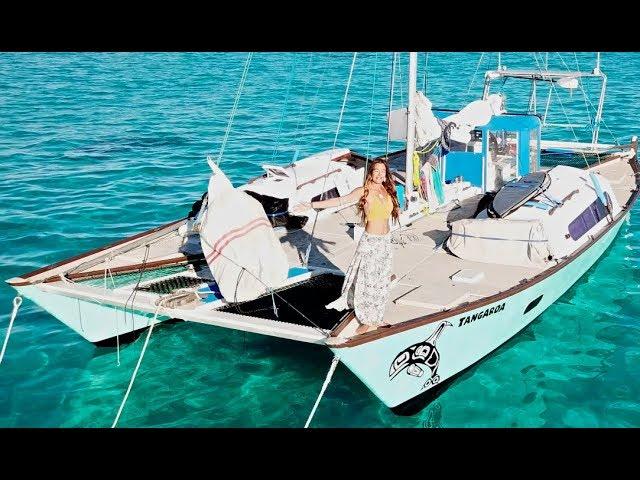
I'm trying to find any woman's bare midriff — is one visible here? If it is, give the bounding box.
[365,218,390,235]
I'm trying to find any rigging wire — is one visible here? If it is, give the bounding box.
[467,52,485,95]
[385,52,397,159]
[292,53,316,149]
[572,52,594,131]
[300,59,329,141]
[364,52,380,175]
[271,54,299,163]
[303,53,358,265]
[532,52,591,169]
[124,244,151,332]
[216,52,254,166]
[198,234,329,335]
[423,52,429,93]
[555,52,620,147]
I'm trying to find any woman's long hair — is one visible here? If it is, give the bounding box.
[356,159,400,225]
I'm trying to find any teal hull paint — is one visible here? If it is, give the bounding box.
[333,215,627,409]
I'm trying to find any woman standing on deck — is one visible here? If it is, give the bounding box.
[293,159,400,334]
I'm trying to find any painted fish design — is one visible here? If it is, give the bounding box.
[389,321,452,381]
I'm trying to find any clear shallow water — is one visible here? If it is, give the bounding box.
[0,52,638,427]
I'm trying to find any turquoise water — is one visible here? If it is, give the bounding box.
[1,52,639,427]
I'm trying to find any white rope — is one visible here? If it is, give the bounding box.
[0,297,22,365]
[270,288,278,318]
[111,300,165,428]
[59,273,75,285]
[304,355,340,428]
[104,256,120,366]
[216,52,254,166]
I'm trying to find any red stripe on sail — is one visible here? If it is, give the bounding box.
[205,218,272,263]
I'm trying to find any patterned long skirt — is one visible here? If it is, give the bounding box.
[326,231,393,326]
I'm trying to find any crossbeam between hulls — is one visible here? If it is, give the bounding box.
[33,282,330,344]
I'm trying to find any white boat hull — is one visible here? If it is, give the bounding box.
[14,284,171,344]
[331,214,627,410]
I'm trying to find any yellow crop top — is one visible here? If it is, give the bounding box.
[367,194,393,222]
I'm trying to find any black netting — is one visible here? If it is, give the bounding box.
[219,273,349,330]
[137,275,213,295]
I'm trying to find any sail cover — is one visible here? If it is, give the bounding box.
[447,217,551,268]
[199,159,289,302]
[414,92,504,147]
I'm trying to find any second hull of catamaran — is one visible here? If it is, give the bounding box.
[10,283,172,344]
[329,214,627,412]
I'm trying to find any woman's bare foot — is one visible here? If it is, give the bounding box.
[355,323,374,335]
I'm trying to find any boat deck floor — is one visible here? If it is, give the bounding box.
[277,155,638,339]
[35,155,635,343]
[276,202,543,338]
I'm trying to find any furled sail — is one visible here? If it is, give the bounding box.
[199,159,289,302]
[414,91,442,147]
[414,91,504,147]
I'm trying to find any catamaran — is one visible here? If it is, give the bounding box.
[3,52,638,423]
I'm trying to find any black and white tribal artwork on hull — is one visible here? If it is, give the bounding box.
[389,321,452,388]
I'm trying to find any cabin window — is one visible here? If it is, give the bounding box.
[529,130,538,172]
[488,130,518,190]
[568,198,608,241]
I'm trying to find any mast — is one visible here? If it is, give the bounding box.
[404,52,418,209]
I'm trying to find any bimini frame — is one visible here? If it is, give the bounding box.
[481,53,607,146]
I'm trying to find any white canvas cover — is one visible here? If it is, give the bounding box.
[240,149,351,199]
[199,159,289,302]
[444,97,499,144]
[412,92,503,147]
[447,217,551,268]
